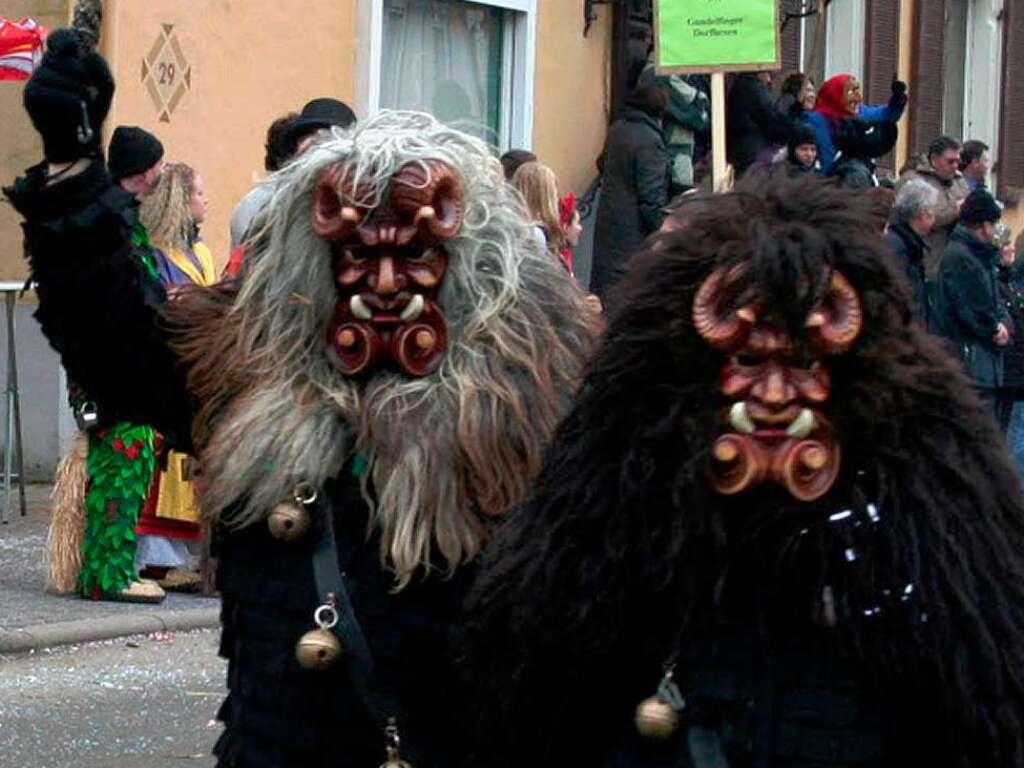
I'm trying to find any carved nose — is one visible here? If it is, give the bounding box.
[752,365,795,406]
[370,256,405,296]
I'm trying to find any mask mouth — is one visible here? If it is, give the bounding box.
[346,292,426,324]
[728,402,817,441]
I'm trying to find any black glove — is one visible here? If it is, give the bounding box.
[889,77,908,110]
[23,28,114,163]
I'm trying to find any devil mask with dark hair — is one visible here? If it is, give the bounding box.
[462,172,1024,767]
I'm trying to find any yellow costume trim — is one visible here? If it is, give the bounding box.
[164,241,216,287]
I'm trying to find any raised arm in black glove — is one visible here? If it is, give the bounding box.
[3,29,193,448]
[889,76,909,112]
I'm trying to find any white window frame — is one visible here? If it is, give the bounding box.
[824,0,866,82]
[355,0,537,151]
[962,0,1003,187]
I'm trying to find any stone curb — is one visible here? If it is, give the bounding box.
[0,607,221,654]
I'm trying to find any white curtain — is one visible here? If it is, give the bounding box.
[381,0,500,141]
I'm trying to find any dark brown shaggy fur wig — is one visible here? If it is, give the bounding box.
[462,171,1024,766]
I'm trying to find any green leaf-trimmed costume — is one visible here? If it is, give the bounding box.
[79,423,156,598]
[77,227,161,598]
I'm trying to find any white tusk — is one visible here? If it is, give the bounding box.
[399,294,425,322]
[729,402,756,435]
[786,408,816,439]
[350,294,373,320]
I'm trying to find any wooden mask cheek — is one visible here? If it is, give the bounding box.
[721,362,761,399]
[335,248,371,288]
[404,249,448,291]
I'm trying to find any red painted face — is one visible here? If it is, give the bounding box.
[311,160,463,377]
[692,267,863,501]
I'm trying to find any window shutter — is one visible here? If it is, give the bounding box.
[863,0,900,174]
[908,0,945,161]
[998,0,1024,202]
[780,14,801,75]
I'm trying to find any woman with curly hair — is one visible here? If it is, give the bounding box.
[135,162,215,588]
[140,162,216,290]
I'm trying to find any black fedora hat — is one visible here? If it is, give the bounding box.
[286,98,356,144]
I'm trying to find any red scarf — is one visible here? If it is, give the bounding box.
[814,74,853,122]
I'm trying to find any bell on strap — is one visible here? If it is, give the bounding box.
[379,718,414,768]
[268,482,318,541]
[635,664,687,739]
[295,598,344,671]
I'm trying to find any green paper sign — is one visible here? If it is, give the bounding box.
[656,0,780,73]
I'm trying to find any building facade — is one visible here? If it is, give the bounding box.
[0,0,614,474]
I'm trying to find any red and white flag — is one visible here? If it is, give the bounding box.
[0,18,48,82]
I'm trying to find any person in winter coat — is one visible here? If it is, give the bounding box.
[805,74,906,175]
[933,189,1010,416]
[886,178,939,325]
[960,140,991,192]
[898,136,971,274]
[591,84,669,302]
[638,52,708,197]
[726,71,795,176]
[777,71,817,115]
[830,117,899,188]
[784,122,819,176]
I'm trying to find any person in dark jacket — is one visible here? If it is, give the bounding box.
[784,122,819,176]
[933,189,1010,416]
[886,177,938,324]
[591,84,669,303]
[830,117,899,188]
[726,71,794,175]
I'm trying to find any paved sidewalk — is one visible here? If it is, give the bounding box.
[0,485,220,653]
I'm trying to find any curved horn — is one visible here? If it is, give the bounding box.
[390,160,464,242]
[812,272,863,354]
[312,164,363,240]
[692,268,754,352]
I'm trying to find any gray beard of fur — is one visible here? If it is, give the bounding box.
[182,112,594,589]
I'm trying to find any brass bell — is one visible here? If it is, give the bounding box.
[267,502,310,541]
[295,627,343,671]
[267,483,318,541]
[634,696,680,739]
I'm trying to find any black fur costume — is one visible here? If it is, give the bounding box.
[464,173,1024,767]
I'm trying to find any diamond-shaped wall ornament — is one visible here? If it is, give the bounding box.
[140,24,191,123]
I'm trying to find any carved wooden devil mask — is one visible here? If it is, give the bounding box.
[311,159,463,377]
[692,266,863,501]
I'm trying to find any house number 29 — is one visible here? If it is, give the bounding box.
[158,62,176,85]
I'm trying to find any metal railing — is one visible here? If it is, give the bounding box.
[0,283,27,524]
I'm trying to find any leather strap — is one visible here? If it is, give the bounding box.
[310,495,403,731]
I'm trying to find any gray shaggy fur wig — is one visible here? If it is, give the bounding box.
[167,111,595,587]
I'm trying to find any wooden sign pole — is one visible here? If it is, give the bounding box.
[711,72,728,191]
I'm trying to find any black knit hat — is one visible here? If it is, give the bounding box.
[960,189,1002,226]
[284,98,356,144]
[788,123,818,151]
[108,126,164,181]
[23,28,114,163]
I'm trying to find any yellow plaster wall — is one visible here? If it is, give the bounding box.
[0,0,71,281]
[5,0,612,273]
[100,0,358,265]
[532,0,611,197]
